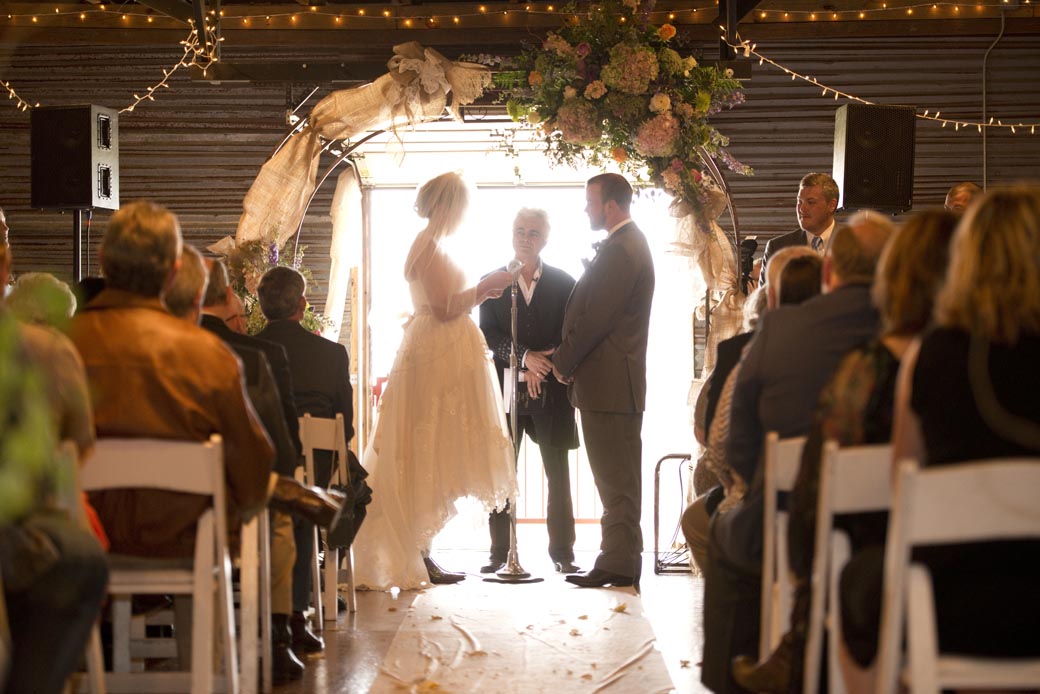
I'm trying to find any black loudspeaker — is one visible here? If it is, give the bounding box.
[832,104,916,212]
[31,105,119,211]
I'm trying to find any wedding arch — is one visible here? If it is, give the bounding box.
[230,0,752,375]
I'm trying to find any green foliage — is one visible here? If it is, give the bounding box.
[0,313,61,526]
[222,232,334,337]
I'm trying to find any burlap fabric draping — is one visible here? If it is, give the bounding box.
[323,167,361,342]
[670,188,745,379]
[235,42,492,248]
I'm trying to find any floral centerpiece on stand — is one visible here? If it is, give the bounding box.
[489,0,750,225]
[212,232,332,336]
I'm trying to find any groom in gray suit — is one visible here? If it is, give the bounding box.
[552,173,655,588]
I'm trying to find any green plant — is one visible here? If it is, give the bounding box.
[223,233,333,336]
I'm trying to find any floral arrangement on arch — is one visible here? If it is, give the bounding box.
[488,0,750,221]
[219,232,332,337]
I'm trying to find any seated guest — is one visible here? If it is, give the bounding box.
[732,209,958,692]
[201,259,302,459]
[775,254,822,306]
[702,213,893,694]
[685,251,822,573]
[7,272,78,326]
[839,185,1040,693]
[943,181,981,215]
[69,200,277,559]
[0,238,108,694]
[256,266,370,653]
[165,246,309,682]
[4,267,93,459]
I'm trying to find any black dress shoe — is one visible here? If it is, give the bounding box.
[423,556,466,585]
[289,612,325,654]
[564,568,635,588]
[554,561,582,574]
[731,632,794,694]
[480,560,506,574]
[337,594,348,613]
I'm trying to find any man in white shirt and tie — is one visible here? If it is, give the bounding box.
[760,172,839,284]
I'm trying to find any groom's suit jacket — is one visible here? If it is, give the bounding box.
[553,222,655,413]
[480,262,578,450]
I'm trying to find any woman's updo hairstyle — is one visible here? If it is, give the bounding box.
[415,171,471,238]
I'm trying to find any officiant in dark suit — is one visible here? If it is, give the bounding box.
[479,208,580,575]
[552,174,655,589]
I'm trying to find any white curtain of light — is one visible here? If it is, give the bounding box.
[323,167,361,341]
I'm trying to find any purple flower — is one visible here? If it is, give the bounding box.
[268,242,279,265]
[576,42,591,58]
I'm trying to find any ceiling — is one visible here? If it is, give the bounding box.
[4,1,1037,53]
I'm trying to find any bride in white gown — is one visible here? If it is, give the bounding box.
[353,172,518,590]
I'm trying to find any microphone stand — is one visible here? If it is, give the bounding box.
[486,266,543,585]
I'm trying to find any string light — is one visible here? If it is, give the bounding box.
[0,0,1023,27]
[724,32,1040,135]
[122,26,220,114]
[2,80,38,112]
[0,0,1033,120]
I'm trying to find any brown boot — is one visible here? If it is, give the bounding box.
[269,476,342,527]
[731,632,794,694]
[271,613,305,684]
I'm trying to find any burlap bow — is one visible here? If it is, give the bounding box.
[235,42,491,249]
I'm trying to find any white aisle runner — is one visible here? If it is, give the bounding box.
[371,581,676,693]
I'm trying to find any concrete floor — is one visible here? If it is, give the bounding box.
[275,524,707,693]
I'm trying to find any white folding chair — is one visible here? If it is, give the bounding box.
[298,413,356,618]
[876,458,1040,694]
[238,509,272,693]
[759,432,806,660]
[80,435,240,694]
[803,441,891,694]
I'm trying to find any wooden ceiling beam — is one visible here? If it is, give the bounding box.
[134,0,195,23]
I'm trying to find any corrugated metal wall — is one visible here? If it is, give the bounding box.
[1,31,1038,330]
[709,35,1040,243]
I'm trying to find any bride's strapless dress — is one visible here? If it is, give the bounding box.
[352,280,517,590]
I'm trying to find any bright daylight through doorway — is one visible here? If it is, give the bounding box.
[355,120,702,554]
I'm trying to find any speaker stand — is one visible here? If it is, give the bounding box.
[71,208,86,282]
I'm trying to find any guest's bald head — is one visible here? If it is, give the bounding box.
[825,211,895,289]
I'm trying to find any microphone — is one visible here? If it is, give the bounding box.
[506,258,524,278]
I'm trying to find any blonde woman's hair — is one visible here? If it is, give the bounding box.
[415,171,471,239]
[935,183,1040,343]
[872,209,957,337]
